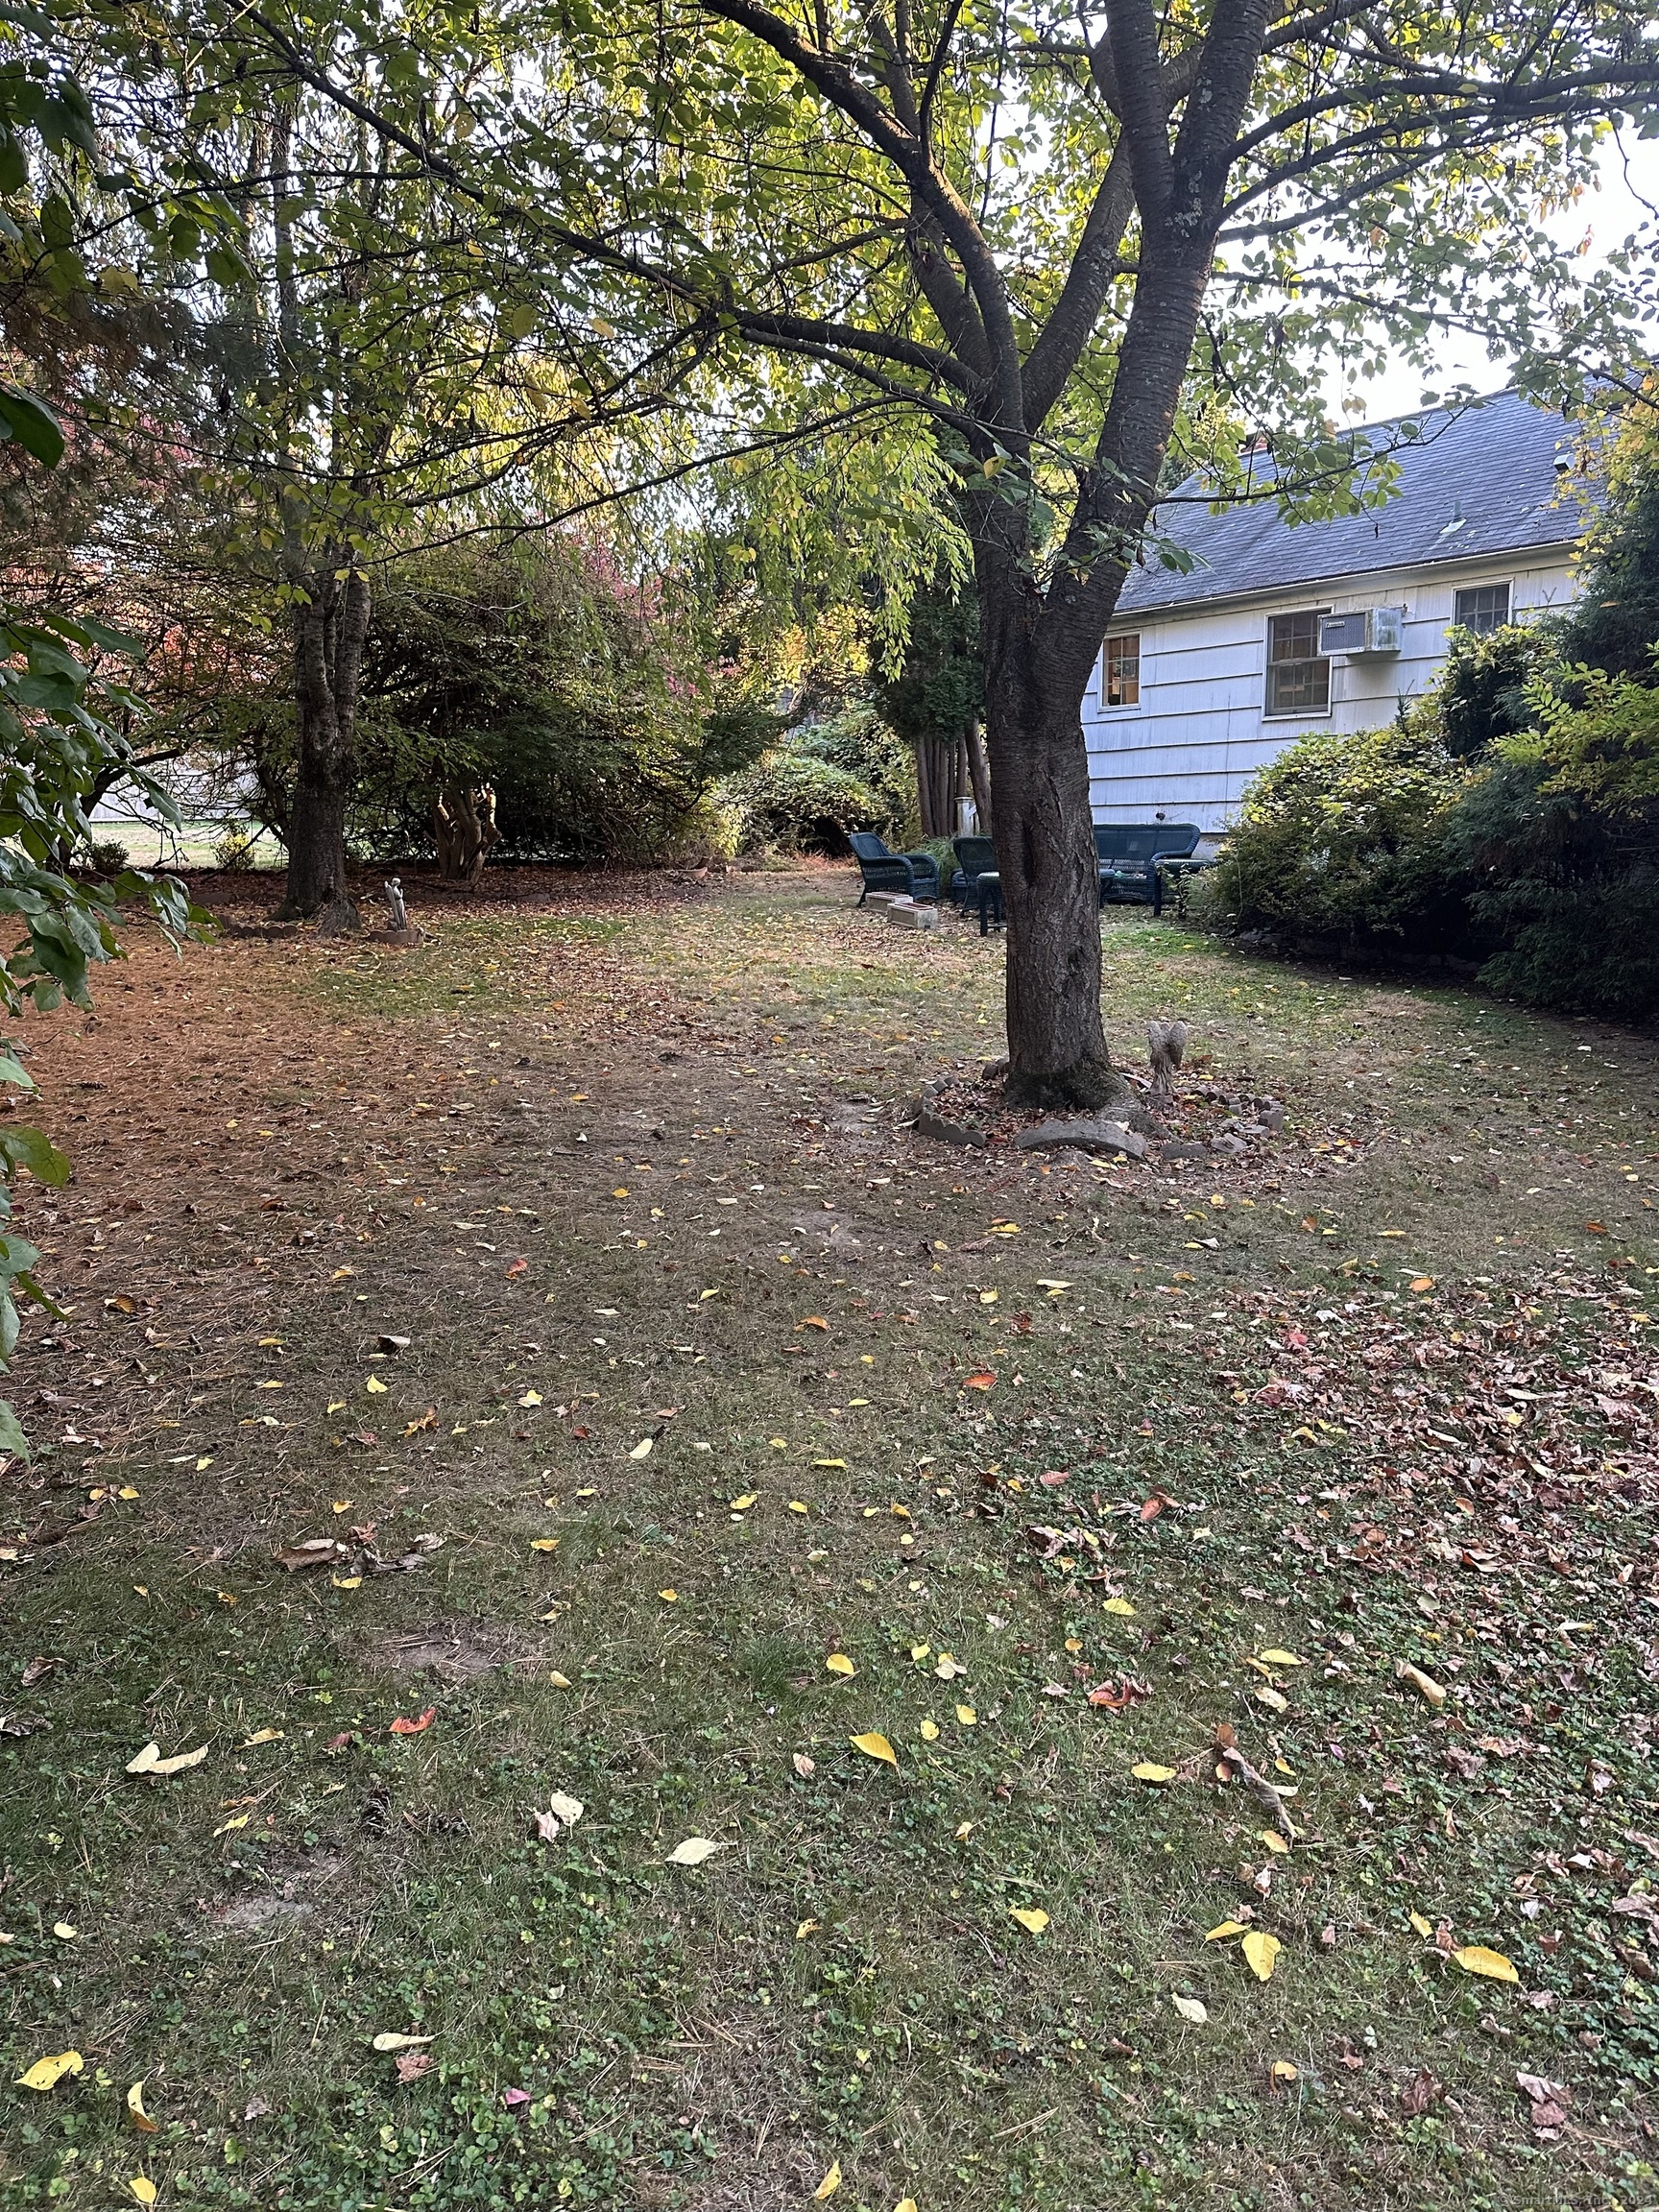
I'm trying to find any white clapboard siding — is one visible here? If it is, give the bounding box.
[1085,551,1577,831]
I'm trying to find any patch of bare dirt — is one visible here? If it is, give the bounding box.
[213,1848,347,1935]
[364,1616,521,1682]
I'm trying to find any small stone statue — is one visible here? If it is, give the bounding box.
[380,876,420,946]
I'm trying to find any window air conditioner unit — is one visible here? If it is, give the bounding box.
[1319,607,1404,656]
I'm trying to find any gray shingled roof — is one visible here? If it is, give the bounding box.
[1116,388,1597,618]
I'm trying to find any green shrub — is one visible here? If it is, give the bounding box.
[1445,757,1659,1017]
[213,823,260,870]
[238,542,774,868]
[1202,716,1474,948]
[724,703,913,854]
[87,836,130,874]
[1439,622,1556,757]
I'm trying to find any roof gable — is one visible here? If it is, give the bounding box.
[1117,389,1596,619]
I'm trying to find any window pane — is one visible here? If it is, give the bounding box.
[1269,611,1320,661]
[1454,584,1510,637]
[1105,634,1140,707]
[1264,612,1330,715]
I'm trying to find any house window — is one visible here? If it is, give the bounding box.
[1454,582,1510,636]
[1103,633,1140,707]
[1264,610,1331,717]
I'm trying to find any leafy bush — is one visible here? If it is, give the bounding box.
[234,542,772,867]
[213,823,260,870]
[1439,622,1555,757]
[725,703,914,853]
[87,837,130,874]
[1202,715,1474,949]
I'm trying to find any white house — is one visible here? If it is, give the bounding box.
[1085,389,1599,832]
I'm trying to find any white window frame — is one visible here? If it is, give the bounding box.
[1263,607,1334,721]
[1452,581,1512,637]
[1100,631,1143,712]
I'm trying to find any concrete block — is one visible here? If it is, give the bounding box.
[1015,1118,1146,1158]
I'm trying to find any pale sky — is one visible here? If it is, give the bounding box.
[1334,129,1659,421]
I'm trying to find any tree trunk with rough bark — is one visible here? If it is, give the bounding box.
[965,720,992,830]
[275,562,371,927]
[977,565,1128,1112]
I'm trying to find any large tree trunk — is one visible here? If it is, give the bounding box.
[274,564,371,926]
[978,574,1127,1114]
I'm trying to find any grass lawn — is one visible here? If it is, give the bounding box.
[3,864,1657,2212]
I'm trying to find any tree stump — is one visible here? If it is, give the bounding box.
[433,784,500,886]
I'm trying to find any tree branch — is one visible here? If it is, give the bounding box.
[1022,140,1135,432]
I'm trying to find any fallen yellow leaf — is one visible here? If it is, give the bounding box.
[954,1704,977,1726]
[366,1376,388,1394]
[630,1436,654,1459]
[1131,1762,1176,1784]
[1410,1275,1434,1293]
[327,1400,347,1413]
[1170,1994,1207,2024]
[518,1389,542,1407]
[1453,1944,1519,1984]
[814,2163,842,2201]
[666,1838,723,1865]
[1397,1661,1446,1706]
[826,1653,856,1676]
[1409,1911,1433,1938]
[796,1918,820,1939]
[1260,1830,1290,1855]
[788,1499,809,1513]
[934,1653,966,1680]
[730,1494,757,1510]
[953,1820,974,1839]
[1009,1906,1049,1935]
[658,1588,678,1602]
[1260,1648,1304,1666]
[1255,1685,1288,1715]
[128,2180,156,2206]
[909,1643,931,1662]
[16,2050,83,2091]
[548,1671,571,1688]
[127,2080,156,2132]
[371,2032,434,2053]
[126,1742,209,1778]
[530,1537,560,1552]
[1205,1921,1250,1941]
[850,1731,898,1767]
[212,1814,251,1837]
[919,1717,939,1742]
[1271,2059,1298,2083]
[52,1921,76,1939]
[814,1457,847,1470]
[1241,1930,1282,1982]
[1102,1597,1137,1617]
